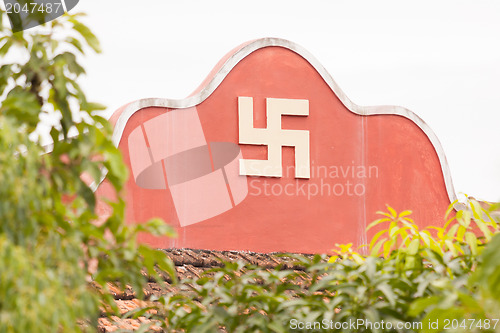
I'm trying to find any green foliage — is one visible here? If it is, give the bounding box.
[154,257,329,333]
[409,205,500,333]
[149,200,500,332]
[0,10,175,332]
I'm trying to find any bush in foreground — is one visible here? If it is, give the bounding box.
[142,200,500,332]
[0,10,174,332]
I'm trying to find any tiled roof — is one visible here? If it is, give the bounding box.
[97,248,320,332]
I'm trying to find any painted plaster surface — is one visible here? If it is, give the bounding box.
[97,39,454,253]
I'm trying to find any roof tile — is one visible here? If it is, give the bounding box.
[98,248,321,332]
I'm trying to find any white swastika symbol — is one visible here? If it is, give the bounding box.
[238,97,310,179]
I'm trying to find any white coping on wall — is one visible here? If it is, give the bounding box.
[107,37,459,206]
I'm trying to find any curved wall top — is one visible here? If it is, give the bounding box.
[97,38,458,253]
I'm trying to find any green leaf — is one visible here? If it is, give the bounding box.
[370,239,385,257]
[446,223,459,238]
[369,229,387,250]
[65,37,84,54]
[71,20,102,53]
[1,87,41,129]
[465,232,478,256]
[0,38,13,56]
[408,296,442,316]
[366,217,391,231]
[407,238,420,255]
[377,283,396,307]
[138,218,177,238]
[398,210,412,218]
[387,205,397,218]
[0,64,12,93]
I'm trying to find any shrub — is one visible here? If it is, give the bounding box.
[148,199,499,332]
[0,9,175,332]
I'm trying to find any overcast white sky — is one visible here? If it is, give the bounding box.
[74,1,500,202]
